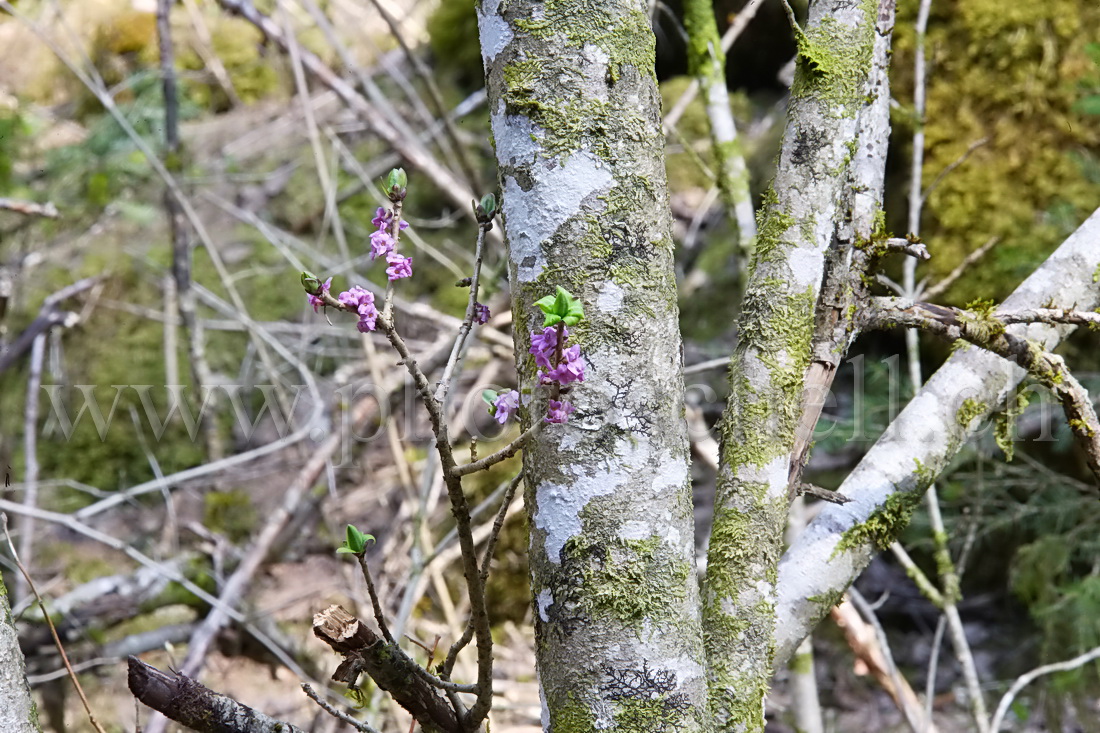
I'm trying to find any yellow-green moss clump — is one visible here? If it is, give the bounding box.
[892,0,1100,305]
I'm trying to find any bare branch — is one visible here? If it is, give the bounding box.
[128,657,306,733]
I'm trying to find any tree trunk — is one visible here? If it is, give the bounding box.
[0,574,40,733]
[478,0,707,729]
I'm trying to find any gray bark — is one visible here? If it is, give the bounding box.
[478,0,706,729]
[0,575,39,733]
[774,206,1100,664]
[702,1,884,728]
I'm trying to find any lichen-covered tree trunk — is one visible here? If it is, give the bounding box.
[701,1,882,729]
[0,577,39,733]
[477,0,707,729]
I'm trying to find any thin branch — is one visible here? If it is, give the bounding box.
[301,683,381,733]
[866,297,1100,483]
[441,472,523,680]
[211,0,491,228]
[449,423,541,478]
[436,221,490,405]
[989,643,1100,732]
[361,0,482,192]
[921,235,999,300]
[921,137,990,206]
[662,0,764,133]
[844,588,931,733]
[355,552,395,645]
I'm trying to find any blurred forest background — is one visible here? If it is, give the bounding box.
[0,0,1099,730]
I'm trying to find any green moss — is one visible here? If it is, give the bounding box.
[835,488,924,554]
[723,284,816,471]
[995,390,1030,461]
[807,588,846,612]
[789,649,814,675]
[751,188,795,265]
[564,535,690,626]
[514,1,656,83]
[912,458,937,487]
[956,397,988,429]
[551,692,598,732]
[499,1,656,161]
[203,489,257,542]
[790,1,878,115]
[892,0,1100,306]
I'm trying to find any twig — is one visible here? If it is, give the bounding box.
[921,236,999,300]
[157,0,223,461]
[1,514,108,733]
[883,237,931,260]
[866,297,1100,484]
[796,483,851,505]
[441,472,523,680]
[279,0,350,262]
[921,137,990,206]
[212,0,490,227]
[435,221,490,405]
[842,588,931,732]
[13,333,45,606]
[362,0,482,192]
[356,553,395,645]
[449,423,541,478]
[989,643,1100,731]
[301,683,381,733]
[682,0,756,298]
[0,276,100,374]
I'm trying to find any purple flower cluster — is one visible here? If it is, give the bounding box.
[492,389,519,424]
[338,285,379,333]
[370,207,412,281]
[474,302,491,325]
[528,324,585,423]
[530,326,586,388]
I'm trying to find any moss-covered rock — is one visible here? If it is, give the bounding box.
[891,0,1100,305]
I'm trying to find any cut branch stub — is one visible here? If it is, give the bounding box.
[312,605,461,733]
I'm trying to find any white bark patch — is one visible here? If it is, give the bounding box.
[537,588,554,623]
[498,146,614,283]
[476,0,511,64]
[787,246,825,290]
[595,279,625,313]
[536,439,680,561]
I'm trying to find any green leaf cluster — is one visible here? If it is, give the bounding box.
[337,524,375,555]
[535,286,585,328]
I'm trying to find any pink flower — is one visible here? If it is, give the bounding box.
[544,344,585,385]
[544,400,575,424]
[386,252,413,280]
[370,229,395,260]
[492,390,520,424]
[529,326,566,369]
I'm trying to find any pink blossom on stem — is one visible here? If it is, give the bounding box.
[386,253,413,280]
[493,390,520,424]
[544,400,574,424]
